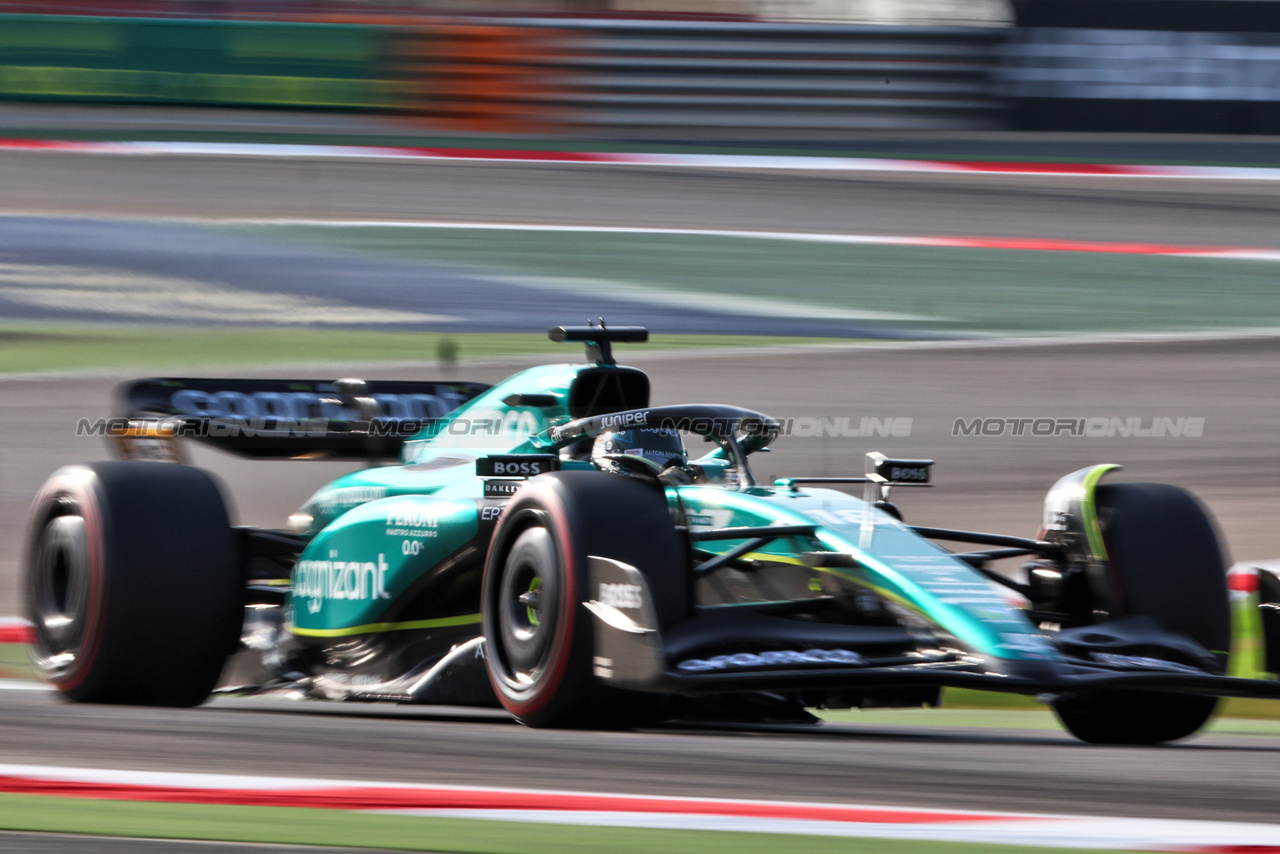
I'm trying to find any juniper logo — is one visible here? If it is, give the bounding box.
[952,417,1205,438]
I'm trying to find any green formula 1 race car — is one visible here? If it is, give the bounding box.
[24,325,1280,743]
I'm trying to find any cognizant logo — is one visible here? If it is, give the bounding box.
[294,554,391,614]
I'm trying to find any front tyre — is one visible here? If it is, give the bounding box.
[482,471,687,728]
[25,462,242,706]
[1053,482,1229,745]
[492,525,563,698]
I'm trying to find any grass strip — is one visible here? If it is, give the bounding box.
[0,643,34,680]
[821,705,1280,734]
[0,793,1129,854]
[820,707,1060,729]
[0,327,835,375]
[228,224,1280,336]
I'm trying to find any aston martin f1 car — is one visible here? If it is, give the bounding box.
[25,325,1280,744]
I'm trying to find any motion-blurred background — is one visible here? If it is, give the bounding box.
[1,0,1279,630]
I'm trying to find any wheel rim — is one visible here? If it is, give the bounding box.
[30,513,91,678]
[494,526,559,685]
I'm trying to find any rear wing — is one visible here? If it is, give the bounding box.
[110,377,489,461]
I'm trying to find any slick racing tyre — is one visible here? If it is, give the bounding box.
[1053,482,1230,745]
[25,462,242,706]
[482,471,687,728]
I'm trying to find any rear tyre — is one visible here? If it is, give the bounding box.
[25,462,242,706]
[482,471,687,728]
[1053,482,1229,745]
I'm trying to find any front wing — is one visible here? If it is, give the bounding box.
[584,556,1280,704]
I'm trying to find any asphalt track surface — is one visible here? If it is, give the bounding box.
[1,685,1280,826]
[3,150,1280,248]
[3,149,1280,840]
[0,216,901,336]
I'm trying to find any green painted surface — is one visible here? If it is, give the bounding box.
[291,496,478,634]
[677,485,1054,664]
[0,326,835,374]
[0,15,397,108]
[820,707,1060,729]
[0,643,33,679]
[0,793,1133,853]
[1077,464,1120,561]
[408,362,578,457]
[1232,597,1264,677]
[232,224,1280,336]
[821,705,1280,734]
[289,612,481,638]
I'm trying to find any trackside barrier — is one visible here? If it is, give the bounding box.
[406,18,1008,134]
[0,14,1007,132]
[999,0,1280,133]
[0,14,399,109]
[397,23,577,134]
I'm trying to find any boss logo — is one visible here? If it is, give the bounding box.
[597,582,643,610]
[476,455,560,478]
[493,461,544,475]
[873,458,933,484]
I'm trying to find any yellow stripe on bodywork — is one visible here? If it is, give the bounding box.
[290,613,481,638]
[739,552,808,566]
[1080,464,1121,562]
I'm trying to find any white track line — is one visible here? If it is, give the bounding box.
[211,219,1280,261]
[371,808,1280,850]
[5,138,1280,181]
[0,763,1276,851]
[0,680,48,692]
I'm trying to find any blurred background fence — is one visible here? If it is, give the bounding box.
[1,0,1279,135]
[0,12,1007,133]
[416,21,1006,134]
[0,15,400,109]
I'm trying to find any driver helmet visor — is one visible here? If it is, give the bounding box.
[595,427,686,467]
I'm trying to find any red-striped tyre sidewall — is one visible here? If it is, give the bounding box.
[482,478,581,722]
[23,461,241,707]
[25,466,108,697]
[481,471,690,727]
